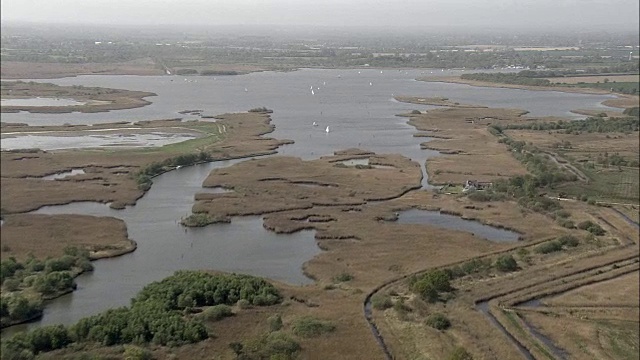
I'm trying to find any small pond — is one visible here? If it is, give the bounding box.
[40,169,86,180]
[394,209,520,242]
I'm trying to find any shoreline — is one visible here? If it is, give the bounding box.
[418,76,639,110]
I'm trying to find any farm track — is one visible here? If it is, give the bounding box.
[542,151,589,182]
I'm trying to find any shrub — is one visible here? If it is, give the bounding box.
[23,324,71,354]
[411,110,421,114]
[268,314,283,332]
[238,332,300,359]
[410,269,452,303]
[558,235,579,247]
[555,210,571,218]
[534,241,563,254]
[203,305,233,321]
[425,313,451,330]
[291,316,335,337]
[556,219,575,229]
[371,294,393,310]
[44,256,75,273]
[577,221,605,235]
[3,278,20,291]
[237,299,251,309]
[447,258,492,278]
[32,272,76,295]
[494,255,518,272]
[333,272,353,282]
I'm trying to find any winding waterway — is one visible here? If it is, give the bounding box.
[1,68,618,336]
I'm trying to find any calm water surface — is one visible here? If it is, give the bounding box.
[395,209,520,242]
[0,68,616,335]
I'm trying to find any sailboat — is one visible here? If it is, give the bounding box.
[325,126,330,133]
[311,89,315,95]
[369,82,373,86]
[313,122,318,126]
[244,88,248,92]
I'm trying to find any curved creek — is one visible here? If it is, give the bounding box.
[1,69,617,337]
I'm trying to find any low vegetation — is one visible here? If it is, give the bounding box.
[136,151,212,190]
[291,316,336,338]
[495,116,639,134]
[461,72,551,86]
[425,312,451,330]
[371,294,394,310]
[333,272,353,283]
[202,304,233,322]
[230,331,300,360]
[577,220,606,235]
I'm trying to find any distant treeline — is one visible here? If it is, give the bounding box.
[174,69,239,76]
[460,72,551,86]
[492,116,639,133]
[461,63,639,93]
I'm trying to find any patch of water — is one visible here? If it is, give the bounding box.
[1,157,320,336]
[39,169,85,180]
[0,133,198,151]
[1,98,87,107]
[340,158,370,166]
[394,209,520,242]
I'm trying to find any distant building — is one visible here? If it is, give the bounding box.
[463,180,492,193]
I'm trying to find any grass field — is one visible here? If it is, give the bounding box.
[503,129,639,203]
[560,165,640,204]
[572,82,638,94]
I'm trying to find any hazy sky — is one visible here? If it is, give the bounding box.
[2,0,639,30]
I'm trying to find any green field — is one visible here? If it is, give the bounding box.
[558,165,639,204]
[571,82,639,95]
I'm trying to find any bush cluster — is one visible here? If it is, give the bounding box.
[291,316,336,338]
[1,248,93,326]
[136,152,212,190]
[494,255,518,272]
[409,270,452,303]
[534,240,563,254]
[446,258,492,279]
[577,221,605,235]
[425,313,451,330]
[3,271,281,357]
[231,331,300,360]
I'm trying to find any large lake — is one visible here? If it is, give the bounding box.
[0,68,617,335]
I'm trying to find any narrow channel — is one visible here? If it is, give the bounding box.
[2,156,321,336]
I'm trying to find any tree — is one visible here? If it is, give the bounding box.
[494,255,518,272]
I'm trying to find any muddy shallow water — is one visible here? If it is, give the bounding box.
[1,132,199,150]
